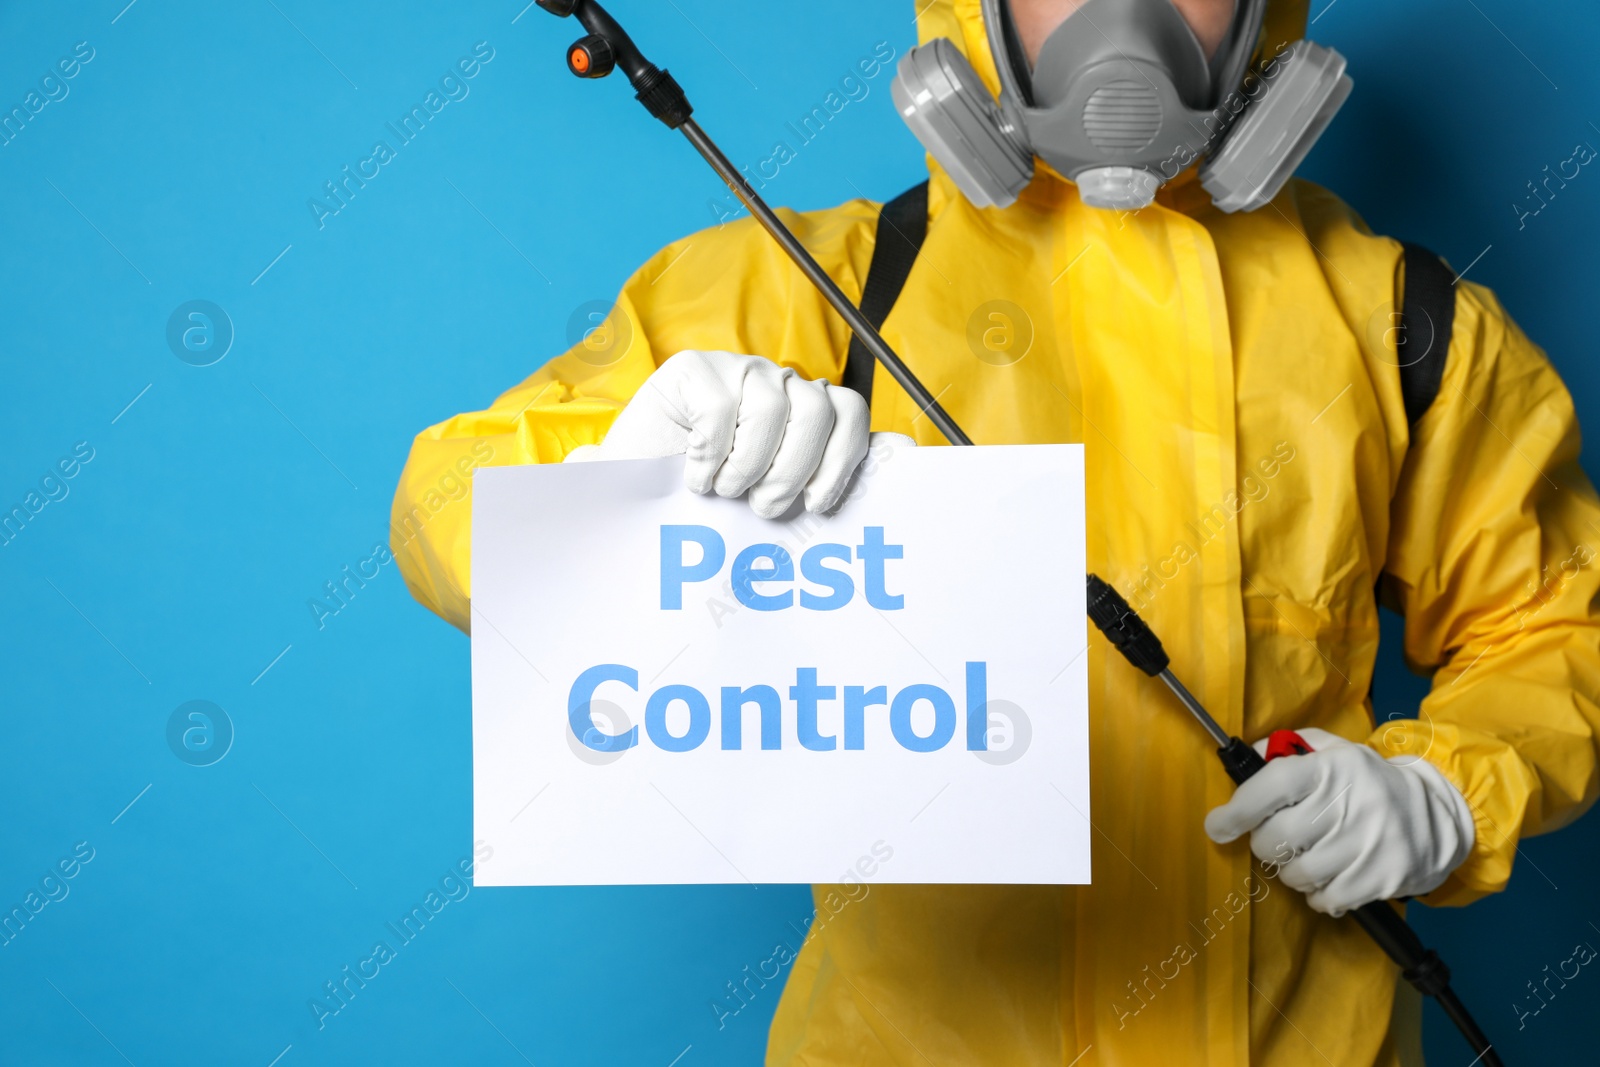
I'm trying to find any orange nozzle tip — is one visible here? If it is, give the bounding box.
[570,48,590,74]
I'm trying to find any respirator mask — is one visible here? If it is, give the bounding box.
[891,0,1352,212]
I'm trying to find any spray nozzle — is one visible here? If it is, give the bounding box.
[540,0,693,127]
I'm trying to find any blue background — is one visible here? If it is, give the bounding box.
[1,0,1595,1063]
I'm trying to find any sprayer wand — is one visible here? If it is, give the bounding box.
[534,0,971,447]
[1085,575,1502,1066]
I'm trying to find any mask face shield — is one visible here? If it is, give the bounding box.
[891,0,1351,213]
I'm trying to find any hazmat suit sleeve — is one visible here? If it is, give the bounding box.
[389,203,876,631]
[1372,278,1600,905]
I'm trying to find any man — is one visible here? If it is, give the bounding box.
[392,0,1600,1062]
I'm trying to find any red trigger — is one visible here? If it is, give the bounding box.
[1265,729,1315,761]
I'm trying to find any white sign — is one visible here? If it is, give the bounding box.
[471,442,1090,885]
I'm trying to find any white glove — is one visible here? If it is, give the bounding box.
[1203,727,1475,916]
[567,350,874,519]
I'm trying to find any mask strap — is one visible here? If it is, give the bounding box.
[1207,0,1269,109]
[982,0,1034,106]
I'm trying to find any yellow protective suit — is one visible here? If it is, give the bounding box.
[391,0,1600,1062]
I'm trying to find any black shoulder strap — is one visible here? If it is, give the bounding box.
[842,181,930,404]
[1396,242,1457,425]
[1375,244,1460,625]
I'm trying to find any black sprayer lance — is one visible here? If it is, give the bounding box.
[534,0,970,446]
[1085,577,1501,1065]
[534,2,1501,1062]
